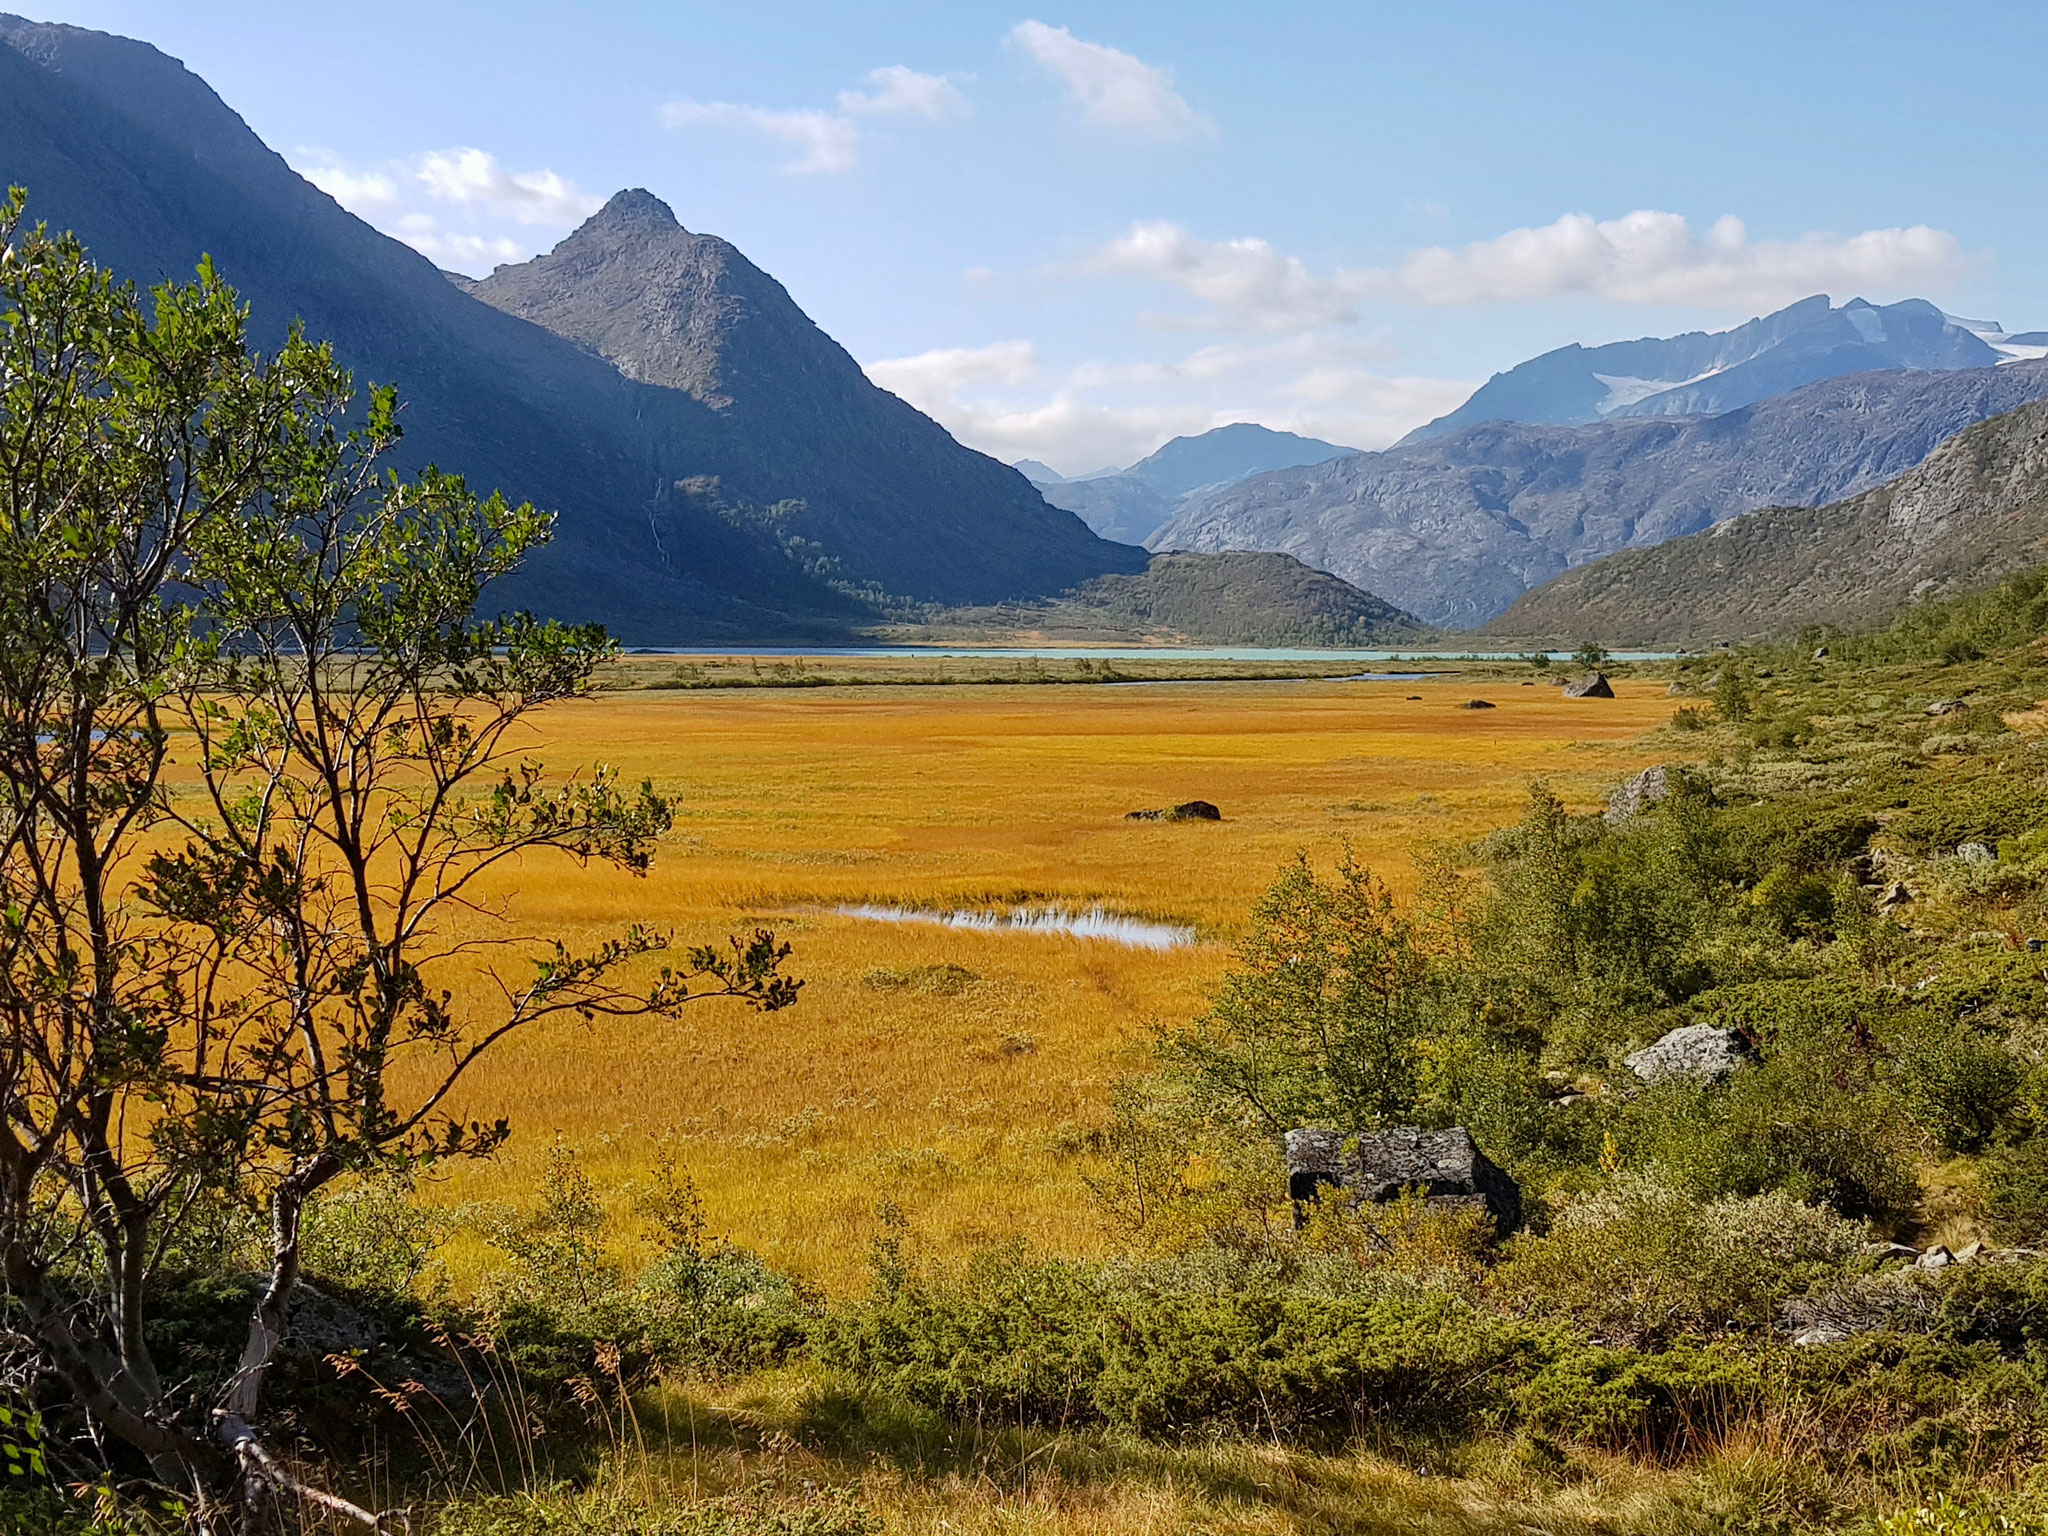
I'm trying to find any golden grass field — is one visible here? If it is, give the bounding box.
[414,670,1677,1291]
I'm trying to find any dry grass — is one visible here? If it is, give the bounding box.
[423,1366,1839,1536]
[406,675,1674,1291]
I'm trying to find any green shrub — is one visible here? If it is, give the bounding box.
[1876,1500,2048,1536]
[1510,1339,1760,1448]
[1984,1140,2048,1245]
[1890,775,2048,855]
[1498,1177,1864,1341]
[1622,1056,1917,1220]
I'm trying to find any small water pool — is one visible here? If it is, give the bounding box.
[833,903,1195,951]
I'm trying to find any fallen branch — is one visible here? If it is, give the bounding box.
[214,1413,407,1534]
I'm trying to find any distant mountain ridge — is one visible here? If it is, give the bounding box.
[1148,361,2048,628]
[1403,295,2022,445]
[1024,423,1355,546]
[1483,394,2048,645]
[0,15,1143,639]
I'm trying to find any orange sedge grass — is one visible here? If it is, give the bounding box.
[398,673,1675,1292]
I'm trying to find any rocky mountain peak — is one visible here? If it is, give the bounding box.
[582,187,687,238]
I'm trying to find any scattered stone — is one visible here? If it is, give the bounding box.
[1755,669,1774,679]
[1879,881,1914,909]
[1813,646,1830,661]
[1917,1246,1954,1271]
[1459,699,1496,710]
[1624,1023,1752,1086]
[1561,671,1615,699]
[1284,1125,1522,1235]
[1667,681,1688,695]
[1862,1241,1920,1265]
[2030,938,2046,954]
[1958,842,1996,865]
[1126,800,1223,822]
[1954,1240,1985,1264]
[1927,699,1967,716]
[1604,764,1672,825]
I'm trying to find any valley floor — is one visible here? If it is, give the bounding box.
[409,671,1672,1289]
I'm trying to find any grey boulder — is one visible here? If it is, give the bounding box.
[1562,672,1615,699]
[1605,764,1672,824]
[1625,1023,1752,1085]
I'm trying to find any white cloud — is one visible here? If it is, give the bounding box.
[865,340,1041,411]
[1008,21,1211,140]
[838,65,968,119]
[863,332,1465,474]
[662,64,965,174]
[1086,220,1355,330]
[660,101,860,174]
[413,148,603,226]
[391,215,525,272]
[1082,210,1971,328]
[1371,210,1968,308]
[291,146,602,275]
[298,160,400,212]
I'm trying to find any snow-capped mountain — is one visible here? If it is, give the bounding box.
[1401,295,2032,445]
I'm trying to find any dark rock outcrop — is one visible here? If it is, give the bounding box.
[1562,672,1614,698]
[1460,699,1496,710]
[1285,1126,1522,1235]
[1126,800,1222,822]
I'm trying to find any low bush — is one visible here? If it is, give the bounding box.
[1497,1177,1864,1341]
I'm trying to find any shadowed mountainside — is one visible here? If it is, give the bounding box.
[463,190,1142,604]
[0,16,1142,638]
[1484,394,2048,645]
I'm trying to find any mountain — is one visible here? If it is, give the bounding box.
[1148,361,2048,629]
[1013,459,1067,484]
[937,552,1427,647]
[1483,396,2048,646]
[0,16,1141,640]
[1403,296,2010,445]
[1036,423,1356,547]
[463,190,1142,605]
[1058,552,1424,645]
[1123,424,1356,495]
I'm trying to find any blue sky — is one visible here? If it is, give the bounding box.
[24,1,2048,471]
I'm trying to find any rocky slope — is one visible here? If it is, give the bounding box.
[465,192,1137,604]
[1484,396,2048,645]
[1404,295,2008,444]
[1149,361,2048,628]
[0,16,1139,638]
